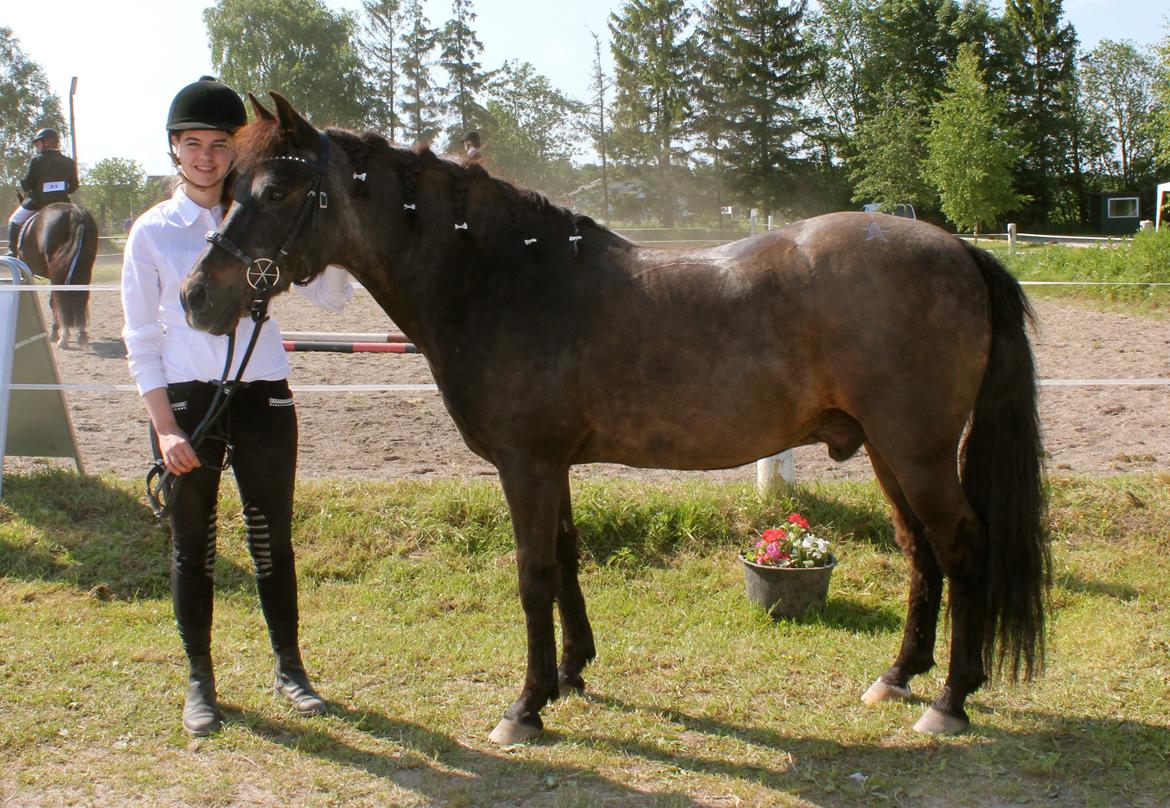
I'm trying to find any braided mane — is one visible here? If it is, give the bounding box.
[231,117,620,252]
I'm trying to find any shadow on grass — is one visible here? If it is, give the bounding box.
[793,484,898,552]
[577,692,1170,805]
[225,701,704,807]
[0,469,256,599]
[1056,572,1140,601]
[809,594,904,633]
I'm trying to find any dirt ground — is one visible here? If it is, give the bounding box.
[9,284,1170,484]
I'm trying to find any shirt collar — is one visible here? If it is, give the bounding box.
[167,184,223,229]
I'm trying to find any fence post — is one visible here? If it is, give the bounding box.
[757,451,795,498]
[1007,222,1017,254]
[1139,220,1153,232]
[749,208,759,236]
[767,214,774,231]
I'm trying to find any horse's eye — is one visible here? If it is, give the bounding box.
[269,189,286,202]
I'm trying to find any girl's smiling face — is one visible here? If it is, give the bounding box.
[171,129,234,188]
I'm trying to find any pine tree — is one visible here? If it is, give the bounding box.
[397,0,439,145]
[694,0,818,219]
[609,0,693,226]
[1001,0,1079,224]
[436,0,491,149]
[360,0,404,141]
[926,45,1023,235]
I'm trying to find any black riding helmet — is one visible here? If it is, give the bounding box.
[32,128,60,144]
[167,76,247,133]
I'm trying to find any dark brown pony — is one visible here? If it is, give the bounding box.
[182,95,1048,743]
[14,202,98,348]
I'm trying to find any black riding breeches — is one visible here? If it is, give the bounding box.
[151,379,300,659]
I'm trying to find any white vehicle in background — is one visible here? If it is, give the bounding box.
[862,202,917,219]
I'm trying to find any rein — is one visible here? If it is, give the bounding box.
[145,131,332,519]
[144,295,271,518]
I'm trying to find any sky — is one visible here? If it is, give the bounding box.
[4,0,1167,178]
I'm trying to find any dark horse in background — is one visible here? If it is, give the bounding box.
[182,94,1049,744]
[13,201,98,348]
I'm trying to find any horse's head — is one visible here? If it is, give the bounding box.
[182,93,340,335]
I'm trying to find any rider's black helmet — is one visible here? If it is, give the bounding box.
[167,76,247,133]
[32,128,60,144]
[462,130,481,147]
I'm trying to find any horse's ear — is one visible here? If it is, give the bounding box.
[248,93,276,123]
[269,91,318,151]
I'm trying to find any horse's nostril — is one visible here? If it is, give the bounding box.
[185,282,208,312]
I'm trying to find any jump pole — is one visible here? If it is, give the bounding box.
[282,340,419,354]
[281,331,410,343]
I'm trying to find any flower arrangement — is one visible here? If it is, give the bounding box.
[744,513,833,569]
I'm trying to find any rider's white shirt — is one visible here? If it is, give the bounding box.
[121,185,353,396]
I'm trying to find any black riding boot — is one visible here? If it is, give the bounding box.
[6,221,19,256]
[182,654,221,736]
[274,646,326,716]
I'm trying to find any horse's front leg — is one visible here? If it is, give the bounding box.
[49,299,62,347]
[489,457,567,745]
[555,482,595,693]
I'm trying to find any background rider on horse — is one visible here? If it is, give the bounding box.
[6,128,79,256]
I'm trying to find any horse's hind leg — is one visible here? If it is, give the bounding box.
[489,457,567,745]
[885,454,988,734]
[554,482,596,693]
[861,444,944,706]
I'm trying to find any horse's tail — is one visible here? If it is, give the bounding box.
[960,240,1049,681]
[54,207,97,332]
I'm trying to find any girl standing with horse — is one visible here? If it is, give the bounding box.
[120,78,353,736]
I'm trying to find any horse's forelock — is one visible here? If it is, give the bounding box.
[231,118,286,174]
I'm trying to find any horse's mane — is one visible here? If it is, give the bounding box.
[231,118,624,252]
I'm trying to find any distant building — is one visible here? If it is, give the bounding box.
[1091,192,1141,235]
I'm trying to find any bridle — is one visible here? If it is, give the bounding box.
[204,130,332,306]
[146,131,332,519]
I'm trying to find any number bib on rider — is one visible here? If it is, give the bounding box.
[42,180,67,193]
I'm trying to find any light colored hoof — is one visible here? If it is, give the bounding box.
[861,677,911,706]
[913,706,969,735]
[488,717,541,745]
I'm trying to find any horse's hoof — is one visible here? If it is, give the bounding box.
[913,706,969,735]
[558,672,586,694]
[488,717,541,745]
[861,677,911,706]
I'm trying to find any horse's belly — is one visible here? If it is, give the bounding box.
[574,395,813,470]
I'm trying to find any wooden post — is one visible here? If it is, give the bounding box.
[749,208,759,236]
[1007,222,1017,254]
[1139,220,1153,232]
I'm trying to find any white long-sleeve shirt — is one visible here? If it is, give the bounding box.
[121,185,353,396]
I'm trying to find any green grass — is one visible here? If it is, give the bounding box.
[2,471,1168,806]
[994,228,1170,316]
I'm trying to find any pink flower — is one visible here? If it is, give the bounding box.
[765,543,784,561]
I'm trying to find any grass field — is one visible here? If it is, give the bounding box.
[2,472,1168,807]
